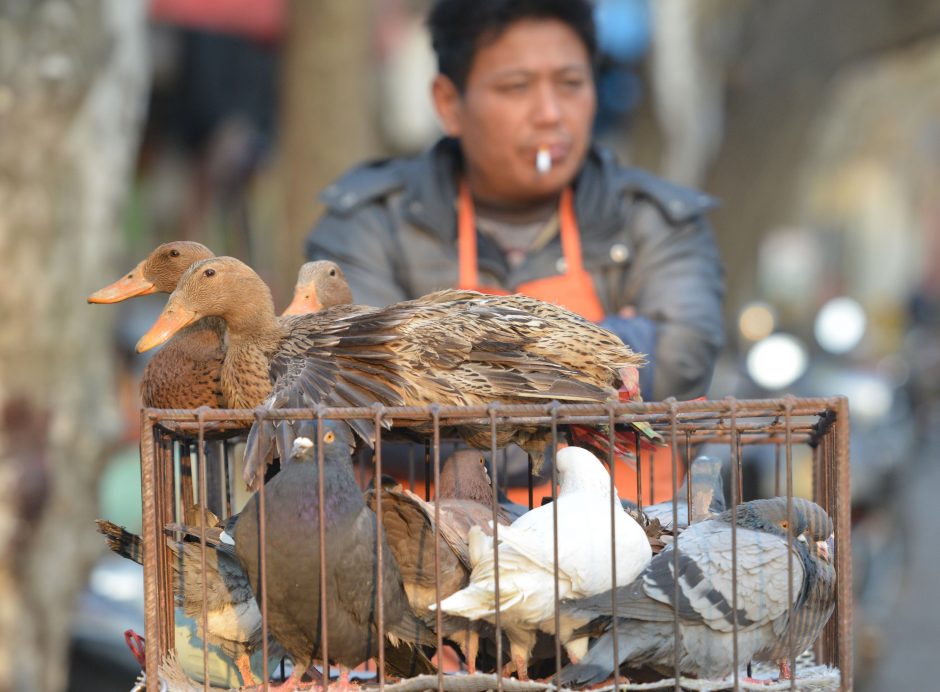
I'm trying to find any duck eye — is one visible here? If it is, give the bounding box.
[169,249,180,257]
[323,431,335,444]
[204,268,215,277]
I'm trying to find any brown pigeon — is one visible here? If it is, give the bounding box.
[367,450,512,672]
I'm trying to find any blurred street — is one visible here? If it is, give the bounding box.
[865,430,940,691]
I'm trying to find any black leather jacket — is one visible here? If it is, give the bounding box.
[306,138,724,400]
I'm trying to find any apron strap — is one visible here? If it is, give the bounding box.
[558,186,585,272]
[458,181,592,292]
[457,179,479,290]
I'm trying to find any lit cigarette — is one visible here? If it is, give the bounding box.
[536,147,552,174]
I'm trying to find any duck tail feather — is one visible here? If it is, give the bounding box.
[243,417,277,490]
[96,519,143,565]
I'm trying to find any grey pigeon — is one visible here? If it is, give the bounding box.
[224,420,436,687]
[640,455,725,528]
[95,515,284,686]
[559,497,834,685]
[367,449,511,673]
[753,498,835,680]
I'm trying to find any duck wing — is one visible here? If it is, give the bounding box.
[245,293,640,487]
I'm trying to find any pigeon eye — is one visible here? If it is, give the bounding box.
[204,268,215,278]
[329,268,337,277]
[323,431,336,444]
[170,249,180,257]
[779,520,789,530]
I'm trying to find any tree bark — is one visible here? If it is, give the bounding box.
[274,0,380,304]
[0,2,149,690]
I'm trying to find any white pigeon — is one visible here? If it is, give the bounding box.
[435,445,652,679]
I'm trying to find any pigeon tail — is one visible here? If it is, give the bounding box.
[435,583,519,619]
[383,639,438,678]
[558,632,619,687]
[386,606,438,648]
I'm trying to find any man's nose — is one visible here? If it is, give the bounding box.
[532,83,562,124]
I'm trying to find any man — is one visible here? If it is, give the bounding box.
[306,0,724,500]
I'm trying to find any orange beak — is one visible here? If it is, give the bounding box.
[282,289,321,316]
[88,262,155,303]
[136,306,198,352]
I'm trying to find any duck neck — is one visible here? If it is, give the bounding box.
[220,312,284,409]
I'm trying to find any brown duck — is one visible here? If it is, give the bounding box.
[89,241,226,408]
[282,259,353,315]
[90,244,350,408]
[134,257,648,487]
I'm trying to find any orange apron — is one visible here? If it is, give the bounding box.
[456,180,681,506]
[457,181,606,321]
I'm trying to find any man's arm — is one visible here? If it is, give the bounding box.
[305,203,410,308]
[609,204,725,401]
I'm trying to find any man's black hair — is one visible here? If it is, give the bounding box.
[428,0,597,92]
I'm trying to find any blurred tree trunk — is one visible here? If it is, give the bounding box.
[0,2,148,690]
[275,0,380,304]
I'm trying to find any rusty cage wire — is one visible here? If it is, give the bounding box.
[136,396,852,692]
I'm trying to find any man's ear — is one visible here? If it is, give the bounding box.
[431,74,462,137]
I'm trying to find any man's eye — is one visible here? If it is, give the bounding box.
[498,83,528,94]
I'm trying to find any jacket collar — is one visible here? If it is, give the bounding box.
[399,137,626,245]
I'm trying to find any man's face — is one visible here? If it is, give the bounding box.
[434,18,596,203]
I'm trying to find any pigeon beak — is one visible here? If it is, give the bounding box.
[282,288,321,316]
[816,538,831,563]
[88,261,155,303]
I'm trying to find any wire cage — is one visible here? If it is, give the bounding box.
[135,396,852,692]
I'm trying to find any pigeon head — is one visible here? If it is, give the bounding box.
[722,497,812,540]
[288,420,356,465]
[555,446,616,495]
[789,498,833,563]
[437,450,492,502]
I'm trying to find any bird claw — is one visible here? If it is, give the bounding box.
[741,677,775,686]
[327,669,359,692]
[234,653,258,686]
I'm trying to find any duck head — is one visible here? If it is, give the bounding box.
[136,257,276,352]
[88,241,214,303]
[282,260,353,315]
